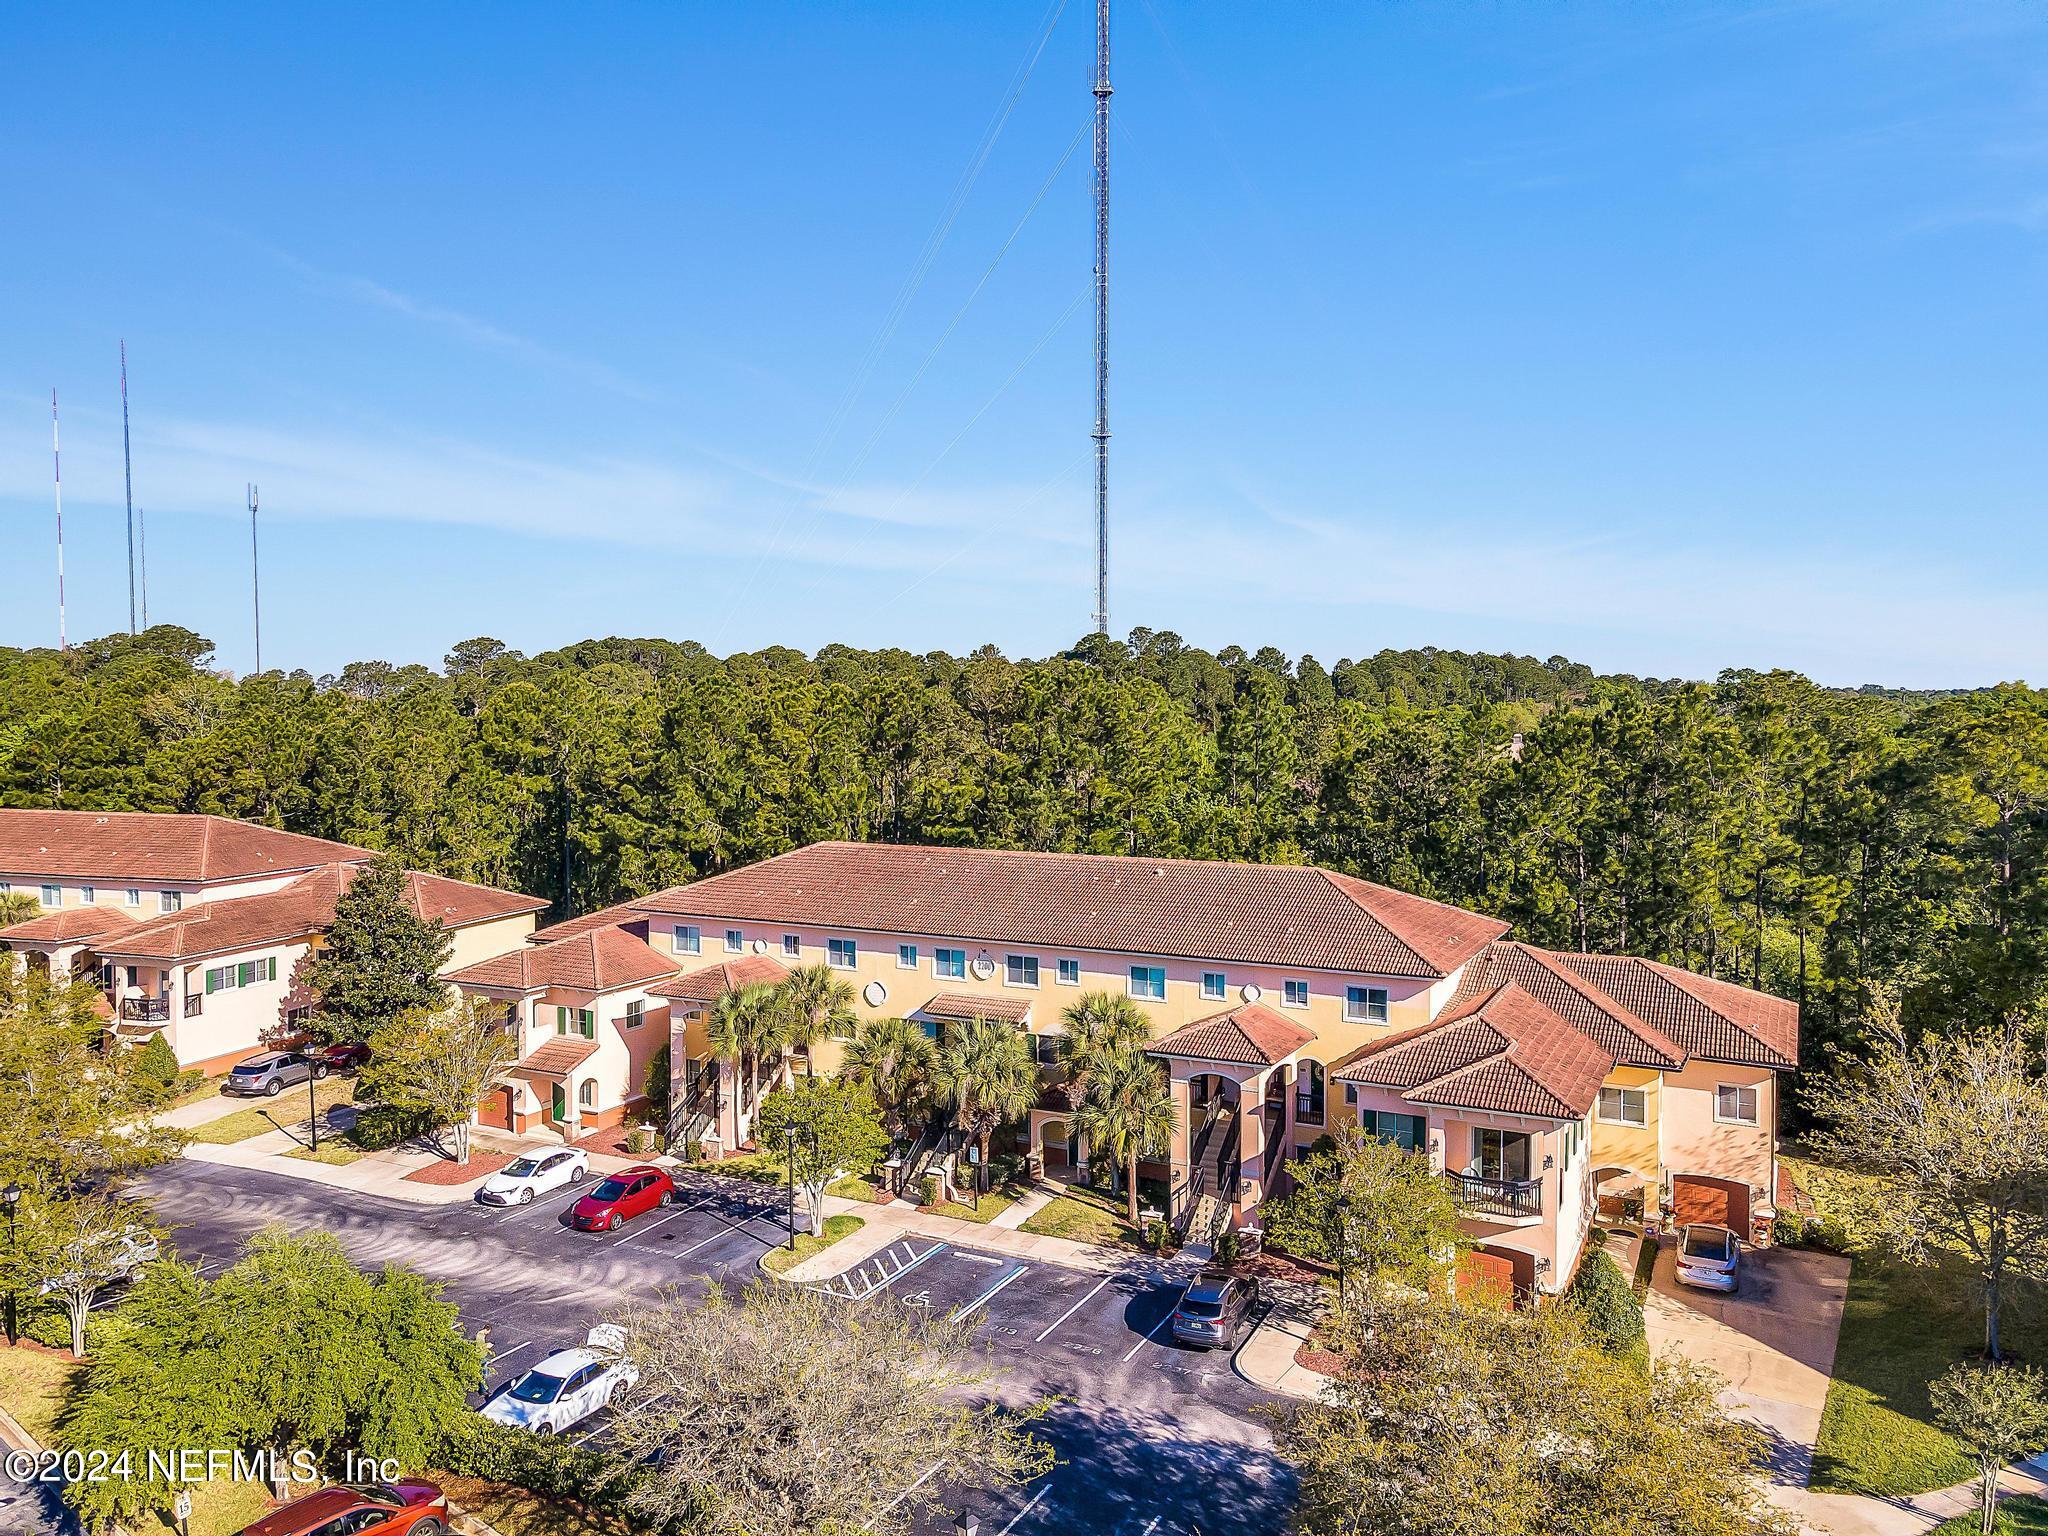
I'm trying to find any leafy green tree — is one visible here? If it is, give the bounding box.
[362,995,519,1164]
[1260,1126,1465,1320]
[1811,998,2048,1360]
[932,1018,1039,1185]
[644,1041,672,1131]
[1932,1362,2048,1536]
[706,982,785,1131]
[838,1015,939,1142]
[1274,1290,1796,1536]
[775,962,857,1077]
[755,1077,889,1235]
[0,890,39,928]
[607,1278,1052,1536]
[1072,1046,1177,1224]
[1563,1247,1645,1356]
[306,855,452,1045]
[130,1030,183,1105]
[10,1193,159,1357]
[1055,991,1153,1096]
[62,1229,481,1529]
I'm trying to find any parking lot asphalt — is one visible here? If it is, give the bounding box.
[137,1161,1293,1533]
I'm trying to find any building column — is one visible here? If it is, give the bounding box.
[1169,1070,1193,1193]
[1237,1067,1269,1211]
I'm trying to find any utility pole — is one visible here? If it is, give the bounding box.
[248,483,262,674]
[120,342,137,632]
[139,506,148,628]
[1091,0,1112,637]
[51,391,66,651]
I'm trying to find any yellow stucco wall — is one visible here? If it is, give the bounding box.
[1589,1064,1661,1177]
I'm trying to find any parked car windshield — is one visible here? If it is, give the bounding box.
[231,1060,273,1074]
[504,1159,543,1178]
[590,1179,629,1202]
[1682,1228,1733,1262]
[508,1371,567,1404]
[338,1484,400,1508]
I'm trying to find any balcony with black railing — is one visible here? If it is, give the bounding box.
[1442,1168,1543,1221]
[119,996,171,1022]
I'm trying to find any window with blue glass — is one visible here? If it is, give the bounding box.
[1201,972,1227,1000]
[1056,958,1081,985]
[1283,979,1310,1008]
[675,924,701,954]
[1344,986,1390,1023]
[898,943,919,969]
[827,937,857,969]
[1361,1109,1427,1152]
[934,948,966,979]
[1128,965,1166,1001]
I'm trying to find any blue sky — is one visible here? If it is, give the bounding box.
[3,2,2045,686]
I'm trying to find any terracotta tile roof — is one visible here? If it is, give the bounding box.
[1334,981,1615,1120]
[649,954,791,1006]
[528,897,666,945]
[1553,953,1797,1069]
[509,1036,601,1082]
[448,926,676,994]
[96,862,543,963]
[919,992,1033,1024]
[629,843,1508,979]
[0,904,142,946]
[1455,942,1685,1071]
[1151,1002,1316,1067]
[0,809,373,885]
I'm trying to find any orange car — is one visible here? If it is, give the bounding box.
[237,1479,448,1536]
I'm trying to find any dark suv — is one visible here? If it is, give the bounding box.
[221,1050,326,1097]
[1170,1268,1262,1349]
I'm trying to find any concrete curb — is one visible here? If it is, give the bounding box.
[1231,1307,1339,1403]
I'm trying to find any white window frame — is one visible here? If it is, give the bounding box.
[827,938,857,970]
[159,890,183,914]
[1282,979,1311,1009]
[1343,985,1389,1024]
[625,999,645,1026]
[1004,955,1039,989]
[933,948,967,980]
[724,929,744,954]
[1127,965,1166,1002]
[39,885,60,907]
[897,944,919,970]
[782,933,801,957]
[1056,958,1081,985]
[1201,971,1227,1001]
[79,885,95,905]
[1715,1083,1760,1127]
[1597,1085,1647,1127]
[675,924,701,955]
[124,888,141,907]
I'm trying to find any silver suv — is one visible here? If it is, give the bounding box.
[221,1050,326,1098]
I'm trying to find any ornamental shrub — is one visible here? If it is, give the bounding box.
[346,1102,436,1151]
[1564,1248,1645,1355]
[131,1033,180,1103]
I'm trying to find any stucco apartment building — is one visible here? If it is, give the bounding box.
[0,810,545,1072]
[525,840,1797,1297]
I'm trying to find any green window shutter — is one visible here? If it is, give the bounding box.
[580,1009,595,1038]
[266,956,277,982]
[205,968,218,994]
[556,1007,568,1035]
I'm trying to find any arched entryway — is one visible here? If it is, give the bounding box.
[1188,1073,1242,1193]
[1039,1117,1076,1173]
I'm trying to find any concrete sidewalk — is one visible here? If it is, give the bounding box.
[1795,1455,2048,1536]
[1231,1276,1338,1402]
[180,1133,648,1205]
[778,1186,1165,1281]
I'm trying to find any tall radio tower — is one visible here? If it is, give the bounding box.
[121,342,138,633]
[1091,0,1112,636]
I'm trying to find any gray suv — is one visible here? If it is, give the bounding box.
[1170,1268,1262,1350]
[221,1050,327,1097]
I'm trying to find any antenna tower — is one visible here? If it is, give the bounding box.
[248,483,262,674]
[120,343,137,632]
[1090,0,1111,636]
[51,391,67,651]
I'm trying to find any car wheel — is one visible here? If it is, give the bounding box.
[519,1187,535,1205]
[311,1063,329,1080]
[658,1189,674,1207]
[412,1522,446,1536]
[533,1423,556,1436]
[572,1167,588,1182]
[264,1079,282,1097]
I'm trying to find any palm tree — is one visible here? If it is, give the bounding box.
[776,963,858,1078]
[838,1015,938,1144]
[932,1017,1039,1188]
[1055,991,1153,1096]
[0,892,40,930]
[1074,1045,1178,1225]
[705,983,784,1132]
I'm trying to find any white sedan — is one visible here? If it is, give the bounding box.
[481,1325,636,1435]
[475,1147,590,1206]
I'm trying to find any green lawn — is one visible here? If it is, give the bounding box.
[186,1078,357,1145]
[1019,1179,1165,1248]
[0,1344,79,1442]
[1933,1496,2048,1535]
[919,1189,1018,1225]
[284,1140,363,1165]
[761,1213,865,1277]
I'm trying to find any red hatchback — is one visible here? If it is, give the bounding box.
[238,1479,447,1536]
[569,1164,676,1231]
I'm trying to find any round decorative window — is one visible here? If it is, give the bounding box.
[752,938,770,954]
[970,956,998,981]
[862,980,888,1008]
[1240,983,1263,1003]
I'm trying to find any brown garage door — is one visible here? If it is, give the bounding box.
[1456,1245,1532,1308]
[1672,1174,1750,1237]
[476,1086,516,1131]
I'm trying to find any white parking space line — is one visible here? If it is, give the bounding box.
[613,1209,694,1248]
[1034,1276,1111,1342]
[1121,1304,1177,1362]
[870,1241,948,1294]
[486,1339,532,1369]
[952,1251,1006,1266]
[866,1461,944,1528]
[949,1264,1029,1323]
[997,1485,1051,1534]
[667,1224,748,1261]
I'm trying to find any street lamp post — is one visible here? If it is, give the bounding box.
[1332,1191,1354,1312]
[784,1126,799,1251]
[307,1054,320,1153]
[3,1183,21,1346]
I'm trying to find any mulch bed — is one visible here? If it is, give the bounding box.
[571,1124,640,1157]
[1294,1336,1347,1376]
[1236,1248,1333,1286]
[403,1151,517,1185]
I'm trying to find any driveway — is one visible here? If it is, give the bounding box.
[1645,1239,1851,1490]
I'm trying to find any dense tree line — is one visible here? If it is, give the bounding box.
[3,624,2043,1112]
